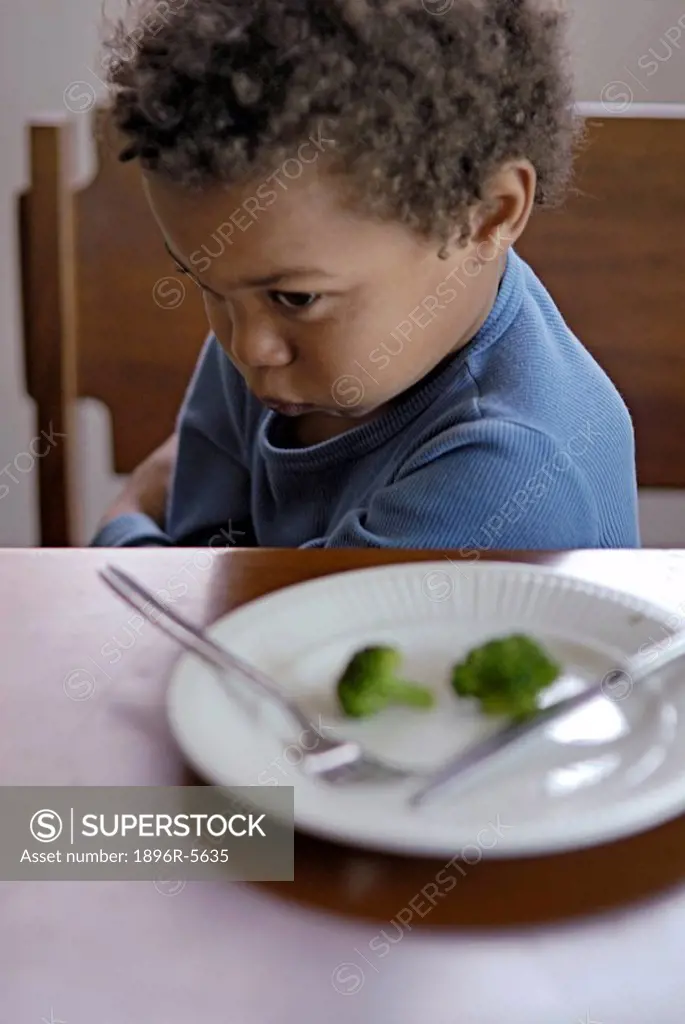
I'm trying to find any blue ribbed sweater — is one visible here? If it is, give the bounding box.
[92,250,640,550]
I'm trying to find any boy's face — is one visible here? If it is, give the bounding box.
[144,166,508,423]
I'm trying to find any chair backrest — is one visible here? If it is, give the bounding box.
[517,116,685,489]
[20,111,206,546]
[19,112,685,545]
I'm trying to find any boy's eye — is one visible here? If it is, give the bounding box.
[166,256,319,311]
[169,258,224,299]
[269,291,320,311]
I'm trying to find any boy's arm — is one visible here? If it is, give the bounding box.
[304,423,606,551]
[91,335,252,547]
[91,434,178,547]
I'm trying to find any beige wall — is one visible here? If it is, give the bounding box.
[569,0,685,104]
[0,0,684,545]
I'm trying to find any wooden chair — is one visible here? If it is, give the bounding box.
[19,112,685,546]
[517,115,685,491]
[19,110,206,546]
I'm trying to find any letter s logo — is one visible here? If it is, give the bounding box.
[30,809,63,843]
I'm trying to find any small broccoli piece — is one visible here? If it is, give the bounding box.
[451,634,560,720]
[337,645,435,718]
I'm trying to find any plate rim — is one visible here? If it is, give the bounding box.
[197,559,679,637]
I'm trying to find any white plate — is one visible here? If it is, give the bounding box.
[166,561,685,858]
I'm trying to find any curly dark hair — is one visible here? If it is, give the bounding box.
[104,0,578,246]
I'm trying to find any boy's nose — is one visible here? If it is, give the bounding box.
[230,321,293,368]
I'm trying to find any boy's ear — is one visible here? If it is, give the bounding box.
[470,160,537,250]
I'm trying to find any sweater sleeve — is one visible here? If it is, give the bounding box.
[90,512,172,547]
[305,422,600,551]
[91,335,252,548]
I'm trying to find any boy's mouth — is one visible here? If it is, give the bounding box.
[261,397,316,417]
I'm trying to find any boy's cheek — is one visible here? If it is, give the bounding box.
[205,307,234,354]
[368,348,391,371]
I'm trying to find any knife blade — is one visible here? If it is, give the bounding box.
[409,628,685,807]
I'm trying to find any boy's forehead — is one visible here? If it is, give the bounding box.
[142,167,424,270]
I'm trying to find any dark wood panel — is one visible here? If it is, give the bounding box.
[518,117,685,488]
[19,124,81,546]
[75,111,206,472]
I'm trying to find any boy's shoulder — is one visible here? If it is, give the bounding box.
[393,252,635,503]
[458,252,633,440]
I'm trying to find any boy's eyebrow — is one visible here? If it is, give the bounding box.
[164,241,332,289]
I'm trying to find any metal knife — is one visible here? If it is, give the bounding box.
[409,628,685,807]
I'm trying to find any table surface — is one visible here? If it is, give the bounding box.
[3,547,685,1024]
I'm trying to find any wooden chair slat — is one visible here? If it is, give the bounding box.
[20,123,81,546]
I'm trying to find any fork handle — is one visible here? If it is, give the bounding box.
[99,565,316,735]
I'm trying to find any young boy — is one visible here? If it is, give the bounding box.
[92,0,640,551]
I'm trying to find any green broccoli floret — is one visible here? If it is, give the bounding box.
[451,634,560,720]
[337,645,435,718]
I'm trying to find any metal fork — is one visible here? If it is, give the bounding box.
[99,564,415,786]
